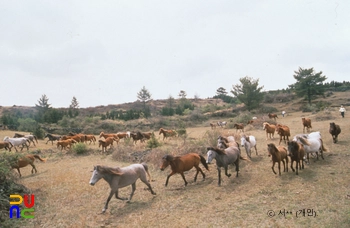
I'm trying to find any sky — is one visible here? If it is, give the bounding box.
[1,0,349,108]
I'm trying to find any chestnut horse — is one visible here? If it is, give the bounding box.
[302,117,312,133]
[267,143,288,175]
[287,141,305,175]
[233,123,245,133]
[160,153,209,187]
[0,141,13,151]
[263,122,276,140]
[268,113,278,121]
[11,154,47,177]
[159,128,177,140]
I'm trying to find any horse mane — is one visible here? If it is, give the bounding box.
[297,136,310,146]
[97,165,123,175]
[162,154,174,161]
[207,147,226,155]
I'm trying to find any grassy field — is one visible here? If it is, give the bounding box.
[1,109,350,228]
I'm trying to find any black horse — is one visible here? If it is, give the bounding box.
[44,133,62,145]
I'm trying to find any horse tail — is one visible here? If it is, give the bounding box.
[320,138,327,152]
[141,163,152,182]
[199,154,209,170]
[33,155,47,162]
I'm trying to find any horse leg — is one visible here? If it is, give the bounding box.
[114,189,128,201]
[278,161,282,175]
[254,145,258,155]
[127,183,136,202]
[217,167,222,186]
[17,168,22,177]
[224,166,231,178]
[102,190,115,213]
[295,160,299,175]
[140,177,156,195]
[194,166,205,182]
[165,171,175,187]
[290,160,295,172]
[30,163,37,174]
[180,172,188,186]
[272,162,277,175]
[235,160,240,177]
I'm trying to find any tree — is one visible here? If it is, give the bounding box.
[69,96,79,117]
[36,94,51,109]
[178,90,187,99]
[216,87,228,96]
[137,86,152,117]
[289,67,327,105]
[231,76,264,111]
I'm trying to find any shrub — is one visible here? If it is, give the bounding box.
[72,143,88,155]
[146,133,161,149]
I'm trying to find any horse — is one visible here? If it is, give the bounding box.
[57,139,78,150]
[85,134,96,145]
[130,132,145,144]
[262,122,276,140]
[99,132,119,140]
[268,113,278,121]
[160,153,209,187]
[295,136,326,164]
[61,135,82,142]
[11,154,47,177]
[267,143,288,175]
[233,123,245,133]
[89,163,156,213]
[210,123,216,129]
[159,128,177,140]
[217,121,227,128]
[98,137,118,152]
[0,141,13,151]
[217,135,239,149]
[287,141,305,175]
[14,133,38,146]
[116,132,130,140]
[141,132,153,141]
[206,146,248,186]
[302,117,312,133]
[240,135,258,159]
[329,122,341,143]
[44,133,62,145]
[3,136,30,152]
[275,124,290,145]
[293,131,322,141]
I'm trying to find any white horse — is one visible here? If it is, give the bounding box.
[217,121,227,128]
[295,136,326,164]
[240,135,258,159]
[292,131,321,141]
[3,136,30,152]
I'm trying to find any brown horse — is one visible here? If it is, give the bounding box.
[11,154,47,177]
[0,141,13,151]
[98,137,118,152]
[329,122,341,143]
[267,143,288,175]
[302,117,312,133]
[159,128,177,141]
[275,124,290,145]
[233,123,245,133]
[85,134,97,144]
[99,132,119,140]
[210,123,216,129]
[263,122,276,140]
[160,153,209,187]
[268,113,278,121]
[287,141,305,175]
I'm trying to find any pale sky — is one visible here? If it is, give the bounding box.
[1,1,349,108]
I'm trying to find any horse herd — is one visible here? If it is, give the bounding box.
[0,114,343,213]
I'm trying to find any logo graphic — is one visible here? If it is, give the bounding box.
[9,194,35,219]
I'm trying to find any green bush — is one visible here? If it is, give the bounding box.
[146,133,161,149]
[71,143,88,155]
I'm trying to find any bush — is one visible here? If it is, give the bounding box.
[146,133,161,149]
[71,143,88,155]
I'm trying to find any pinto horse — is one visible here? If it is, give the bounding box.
[89,163,156,213]
[160,153,209,187]
[11,154,47,177]
[14,133,38,146]
[287,141,305,175]
[329,122,341,143]
[159,128,177,140]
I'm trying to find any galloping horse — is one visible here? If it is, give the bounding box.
[3,136,30,152]
[0,141,13,151]
[287,141,305,175]
[267,143,288,176]
[329,122,341,143]
[85,134,97,145]
[295,136,326,164]
[159,128,177,141]
[160,153,209,187]
[240,135,258,159]
[89,163,156,213]
[206,146,248,186]
[14,133,38,146]
[11,154,47,177]
[233,123,245,133]
[99,132,119,140]
[44,133,62,145]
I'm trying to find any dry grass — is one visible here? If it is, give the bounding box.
[1,109,350,228]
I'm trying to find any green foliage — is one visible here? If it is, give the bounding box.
[33,126,45,139]
[289,67,327,105]
[259,105,278,114]
[146,133,161,148]
[231,76,264,111]
[72,143,88,154]
[18,118,37,132]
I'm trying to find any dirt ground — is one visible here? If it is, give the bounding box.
[1,110,350,228]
